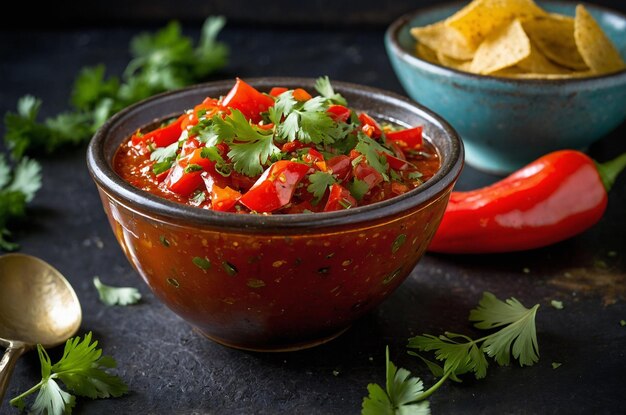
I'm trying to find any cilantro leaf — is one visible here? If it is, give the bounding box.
[0,155,42,251]
[213,110,279,176]
[150,140,180,163]
[348,178,369,201]
[10,332,128,414]
[307,171,336,203]
[469,292,540,366]
[93,276,141,306]
[355,133,390,181]
[71,65,120,111]
[362,347,430,415]
[314,76,348,106]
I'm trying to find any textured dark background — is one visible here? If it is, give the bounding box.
[1,1,625,414]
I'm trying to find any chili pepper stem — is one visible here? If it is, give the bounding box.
[596,152,626,192]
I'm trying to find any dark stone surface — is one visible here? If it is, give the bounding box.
[1,18,625,415]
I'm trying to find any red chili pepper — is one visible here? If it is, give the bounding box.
[164,148,216,196]
[292,88,312,102]
[221,78,275,123]
[239,161,310,213]
[202,172,241,212]
[269,87,288,97]
[428,150,626,254]
[327,155,352,183]
[386,126,423,149]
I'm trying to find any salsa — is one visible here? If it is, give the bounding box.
[114,77,440,213]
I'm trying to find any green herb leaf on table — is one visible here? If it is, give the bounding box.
[362,346,430,415]
[0,155,42,251]
[93,276,141,306]
[10,332,128,415]
[3,16,228,159]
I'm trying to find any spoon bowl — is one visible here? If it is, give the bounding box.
[0,253,82,404]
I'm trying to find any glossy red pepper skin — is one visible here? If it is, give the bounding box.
[221,78,274,123]
[132,114,185,147]
[428,150,608,254]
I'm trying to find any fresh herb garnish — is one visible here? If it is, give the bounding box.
[3,17,228,159]
[0,155,42,250]
[10,332,128,414]
[93,277,141,306]
[307,171,336,203]
[314,76,348,106]
[362,346,430,415]
[348,178,369,201]
[355,133,391,181]
[362,292,540,414]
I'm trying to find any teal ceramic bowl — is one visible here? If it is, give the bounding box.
[386,1,626,174]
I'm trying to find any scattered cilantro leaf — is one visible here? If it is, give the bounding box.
[0,155,42,251]
[10,332,128,414]
[150,140,180,163]
[550,300,564,310]
[314,76,348,106]
[362,346,430,415]
[621,320,626,327]
[307,171,336,203]
[551,362,562,369]
[93,276,141,306]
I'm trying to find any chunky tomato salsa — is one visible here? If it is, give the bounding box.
[114,77,440,214]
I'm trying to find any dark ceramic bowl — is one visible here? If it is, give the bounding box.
[87,78,463,351]
[386,1,626,174]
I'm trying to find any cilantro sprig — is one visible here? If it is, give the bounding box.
[362,292,540,414]
[10,332,128,415]
[3,16,228,159]
[0,155,41,251]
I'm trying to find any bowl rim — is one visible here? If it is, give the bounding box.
[385,0,626,85]
[87,77,463,232]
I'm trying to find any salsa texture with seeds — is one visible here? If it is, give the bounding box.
[113,77,439,214]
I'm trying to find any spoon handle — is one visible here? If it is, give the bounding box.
[0,342,26,405]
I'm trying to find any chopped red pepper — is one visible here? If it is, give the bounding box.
[327,155,352,182]
[324,184,357,212]
[383,152,409,171]
[269,87,288,97]
[132,114,185,147]
[327,105,351,123]
[387,126,423,149]
[354,162,383,190]
[164,148,216,196]
[358,112,382,139]
[239,161,310,213]
[202,172,241,212]
[293,88,312,102]
[221,78,275,123]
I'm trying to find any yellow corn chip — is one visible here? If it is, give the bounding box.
[523,15,588,70]
[517,40,571,74]
[416,43,441,65]
[436,51,473,71]
[574,5,626,75]
[411,22,476,60]
[499,71,595,79]
[470,19,531,74]
[445,0,546,48]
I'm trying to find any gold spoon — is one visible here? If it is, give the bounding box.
[0,253,82,404]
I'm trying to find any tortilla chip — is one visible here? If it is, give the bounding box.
[470,19,531,74]
[436,51,473,71]
[445,0,546,48]
[523,15,588,70]
[574,5,626,75]
[499,71,595,79]
[517,40,571,74]
[411,22,476,60]
[415,43,441,65]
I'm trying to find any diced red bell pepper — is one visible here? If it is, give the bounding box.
[386,126,423,149]
[164,148,216,196]
[293,88,312,102]
[327,155,352,182]
[384,152,409,170]
[202,172,241,212]
[391,181,410,195]
[282,141,307,153]
[303,148,327,171]
[181,98,220,130]
[358,112,382,139]
[132,114,185,147]
[221,78,275,123]
[354,163,384,190]
[239,161,310,213]
[269,87,288,97]
[327,105,351,123]
[324,184,357,212]
[180,137,200,158]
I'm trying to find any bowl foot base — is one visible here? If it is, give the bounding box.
[193,326,351,352]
